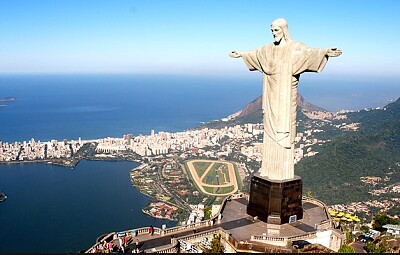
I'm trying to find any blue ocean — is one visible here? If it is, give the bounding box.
[0,74,262,143]
[0,74,399,252]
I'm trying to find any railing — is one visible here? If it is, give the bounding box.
[287,233,317,241]
[151,228,226,253]
[303,196,334,230]
[85,218,214,253]
[252,235,286,242]
[228,234,292,253]
[147,238,178,253]
[96,232,114,243]
[303,197,332,220]
[160,219,213,235]
[86,194,336,253]
[85,227,161,253]
[249,197,335,248]
[178,228,221,243]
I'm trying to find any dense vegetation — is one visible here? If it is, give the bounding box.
[200,93,400,209]
[296,98,400,205]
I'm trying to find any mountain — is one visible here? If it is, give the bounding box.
[237,94,326,119]
[296,97,400,210]
[201,89,400,213]
[298,94,327,112]
[201,94,324,129]
[236,96,262,118]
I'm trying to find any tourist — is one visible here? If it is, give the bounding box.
[124,235,129,247]
[135,238,140,253]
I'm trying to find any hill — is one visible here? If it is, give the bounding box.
[201,94,321,129]
[237,94,326,119]
[296,97,400,210]
[200,91,400,213]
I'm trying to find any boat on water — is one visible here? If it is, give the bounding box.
[0,191,7,202]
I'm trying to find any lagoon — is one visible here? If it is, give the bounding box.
[0,74,398,252]
[0,160,174,253]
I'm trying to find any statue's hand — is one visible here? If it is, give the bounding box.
[327,48,342,57]
[229,51,242,58]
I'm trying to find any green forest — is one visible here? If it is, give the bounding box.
[296,98,400,206]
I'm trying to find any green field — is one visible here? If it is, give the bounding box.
[204,186,215,193]
[217,186,234,194]
[192,161,212,178]
[204,185,235,195]
[186,160,238,197]
[204,163,223,185]
[218,166,230,184]
[233,163,242,191]
[184,162,203,193]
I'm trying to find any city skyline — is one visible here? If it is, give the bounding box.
[0,0,399,80]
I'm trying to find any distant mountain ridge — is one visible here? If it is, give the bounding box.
[237,94,326,119]
[201,94,324,129]
[201,89,400,212]
[296,97,400,208]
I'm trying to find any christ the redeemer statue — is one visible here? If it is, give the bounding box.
[230,18,342,181]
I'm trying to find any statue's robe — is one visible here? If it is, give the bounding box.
[241,41,328,180]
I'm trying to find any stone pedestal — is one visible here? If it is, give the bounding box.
[247,174,303,224]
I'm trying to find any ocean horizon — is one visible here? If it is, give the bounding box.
[1,74,399,143]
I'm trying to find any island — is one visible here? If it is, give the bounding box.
[0,97,16,107]
[0,191,7,203]
[0,97,16,102]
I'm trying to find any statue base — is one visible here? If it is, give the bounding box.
[247,173,303,224]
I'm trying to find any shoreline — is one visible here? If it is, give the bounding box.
[130,163,178,222]
[141,208,178,222]
[0,159,51,165]
[0,158,182,222]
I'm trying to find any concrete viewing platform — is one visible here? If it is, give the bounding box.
[86,195,345,253]
[218,197,341,249]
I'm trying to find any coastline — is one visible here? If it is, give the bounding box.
[0,158,80,168]
[0,158,167,253]
[0,158,181,222]
[0,159,51,165]
[130,163,181,222]
[141,208,178,222]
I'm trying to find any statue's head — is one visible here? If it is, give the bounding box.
[271,18,291,43]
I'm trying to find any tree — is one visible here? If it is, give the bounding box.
[204,207,212,220]
[205,233,223,253]
[342,224,354,243]
[338,243,355,253]
[373,213,399,232]
[360,225,370,234]
[366,239,390,253]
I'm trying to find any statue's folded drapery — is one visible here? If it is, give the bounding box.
[241,41,328,180]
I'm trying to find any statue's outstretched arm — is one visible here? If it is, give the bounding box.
[229,51,242,58]
[327,48,342,57]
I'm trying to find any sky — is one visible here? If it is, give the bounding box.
[0,0,400,79]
